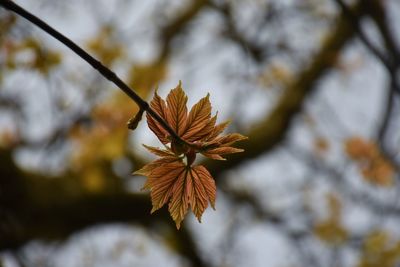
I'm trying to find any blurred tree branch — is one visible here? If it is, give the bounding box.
[1,0,363,247]
[207,1,364,177]
[208,0,265,61]
[333,0,400,95]
[333,0,400,169]
[366,0,400,66]
[0,148,207,266]
[160,0,207,58]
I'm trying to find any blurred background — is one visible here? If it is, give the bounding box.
[1,0,400,266]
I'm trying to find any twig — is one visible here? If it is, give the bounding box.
[366,0,400,65]
[333,0,400,95]
[0,0,188,146]
[333,0,390,67]
[377,79,400,171]
[333,0,400,168]
[378,80,395,141]
[208,1,265,61]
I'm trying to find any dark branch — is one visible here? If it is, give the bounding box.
[377,79,400,170]
[333,0,400,95]
[366,0,400,65]
[0,147,207,266]
[378,80,396,141]
[333,0,391,68]
[208,1,265,61]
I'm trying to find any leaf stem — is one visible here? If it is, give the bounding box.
[0,0,187,145]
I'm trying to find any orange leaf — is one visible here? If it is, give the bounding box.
[192,165,216,209]
[143,144,175,157]
[344,136,377,160]
[205,147,244,155]
[182,94,211,141]
[206,119,230,141]
[168,165,216,228]
[185,113,218,143]
[201,152,226,161]
[216,133,248,146]
[203,133,247,150]
[139,82,246,228]
[148,162,186,213]
[166,82,188,135]
[134,156,179,177]
[202,147,244,160]
[147,91,170,144]
[137,159,216,229]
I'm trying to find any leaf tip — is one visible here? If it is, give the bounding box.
[153,86,160,96]
[173,218,182,229]
[150,206,159,214]
[132,169,143,176]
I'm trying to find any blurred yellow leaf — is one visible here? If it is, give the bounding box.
[3,37,62,74]
[82,167,105,193]
[314,220,348,245]
[257,61,293,88]
[314,136,329,154]
[358,230,400,267]
[87,25,125,66]
[314,193,347,245]
[127,60,168,96]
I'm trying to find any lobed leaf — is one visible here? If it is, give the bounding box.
[137,158,217,229]
[139,82,246,228]
[168,165,216,228]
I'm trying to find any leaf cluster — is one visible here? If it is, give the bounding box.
[135,82,247,228]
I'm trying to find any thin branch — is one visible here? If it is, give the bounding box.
[366,0,400,65]
[205,2,363,177]
[208,1,265,61]
[378,80,395,141]
[333,0,400,168]
[333,0,400,95]
[333,0,391,68]
[0,0,188,146]
[377,79,400,171]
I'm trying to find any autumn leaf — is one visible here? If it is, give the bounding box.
[146,90,170,144]
[166,81,188,135]
[135,82,247,228]
[344,136,395,187]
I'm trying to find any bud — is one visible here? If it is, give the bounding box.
[186,149,196,166]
